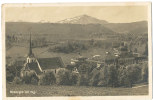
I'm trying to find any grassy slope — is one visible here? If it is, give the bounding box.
[6,46,106,65]
[6,83,148,97]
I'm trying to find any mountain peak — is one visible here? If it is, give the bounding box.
[57,14,108,24]
[79,14,90,17]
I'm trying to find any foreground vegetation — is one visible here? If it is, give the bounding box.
[6,83,148,97]
[7,61,148,88]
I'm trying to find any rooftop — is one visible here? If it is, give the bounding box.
[37,57,65,70]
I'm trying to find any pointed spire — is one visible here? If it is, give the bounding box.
[28,32,33,57]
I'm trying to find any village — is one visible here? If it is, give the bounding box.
[5,33,147,88]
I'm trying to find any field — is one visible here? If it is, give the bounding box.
[6,83,148,97]
[6,45,107,65]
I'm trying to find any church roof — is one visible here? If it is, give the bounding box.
[27,57,65,74]
[37,57,65,70]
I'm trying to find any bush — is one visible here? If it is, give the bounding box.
[21,70,38,84]
[126,64,141,86]
[13,76,22,84]
[6,59,24,82]
[30,74,39,85]
[6,70,15,82]
[77,75,89,86]
[77,63,92,86]
[118,64,141,87]
[31,77,38,85]
[56,69,71,85]
[38,74,46,85]
[69,72,80,85]
[38,71,56,85]
[6,63,16,82]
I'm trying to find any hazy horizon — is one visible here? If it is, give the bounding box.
[5,6,148,23]
[5,14,148,24]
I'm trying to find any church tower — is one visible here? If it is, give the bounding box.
[27,33,36,63]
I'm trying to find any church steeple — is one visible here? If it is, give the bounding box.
[27,33,35,63]
[28,33,33,56]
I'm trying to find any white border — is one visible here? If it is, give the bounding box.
[0,1,152,100]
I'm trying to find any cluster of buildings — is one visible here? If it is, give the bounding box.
[70,42,147,71]
[20,34,147,80]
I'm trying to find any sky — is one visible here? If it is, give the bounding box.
[5,6,148,23]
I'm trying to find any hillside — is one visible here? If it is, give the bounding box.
[6,15,148,37]
[5,22,115,39]
[104,21,148,34]
[57,15,148,34]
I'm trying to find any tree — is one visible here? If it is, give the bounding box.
[56,69,71,85]
[143,44,148,56]
[97,66,109,87]
[77,75,89,86]
[77,63,91,86]
[89,72,100,86]
[6,59,18,82]
[21,70,38,84]
[129,65,141,81]
[118,67,127,87]
[88,68,100,86]
[141,62,148,82]
[69,72,80,85]
[118,64,142,87]
[107,65,118,87]
[38,71,56,85]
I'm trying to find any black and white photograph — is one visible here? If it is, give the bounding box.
[2,2,152,100]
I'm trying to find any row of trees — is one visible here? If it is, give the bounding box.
[50,41,88,53]
[6,34,48,50]
[50,40,116,54]
[7,58,148,88]
[75,63,147,87]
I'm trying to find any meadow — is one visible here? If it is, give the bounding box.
[6,45,107,65]
[6,83,148,97]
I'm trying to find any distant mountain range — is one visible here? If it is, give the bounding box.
[56,14,148,34]
[57,14,108,24]
[6,14,148,38]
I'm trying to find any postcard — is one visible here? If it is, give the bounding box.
[2,2,152,100]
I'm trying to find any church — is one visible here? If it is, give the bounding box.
[20,34,65,79]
